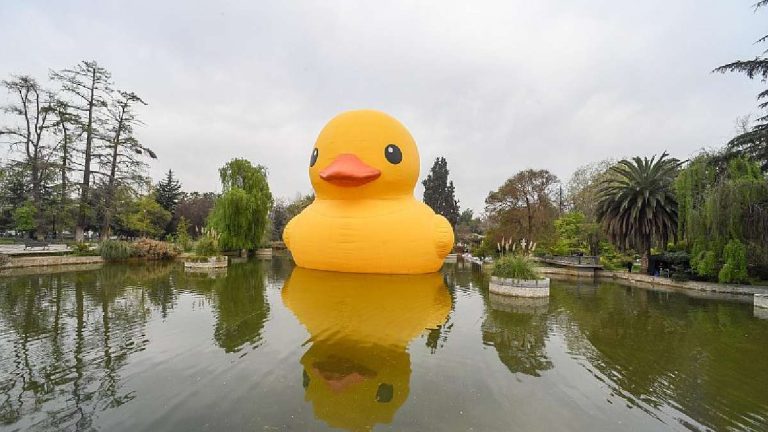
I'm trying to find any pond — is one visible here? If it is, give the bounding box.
[1,258,767,431]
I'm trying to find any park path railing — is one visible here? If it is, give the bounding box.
[537,255,601,267]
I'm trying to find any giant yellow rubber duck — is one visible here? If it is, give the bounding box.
[283,110,454,274]
[282,268,451,431]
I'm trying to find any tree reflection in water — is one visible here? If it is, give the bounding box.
[481,293,553,377]
[282,268,451,431]
[0,263,174,430]
[0,260,271,430]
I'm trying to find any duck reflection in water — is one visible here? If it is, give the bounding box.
[282,268,451,431]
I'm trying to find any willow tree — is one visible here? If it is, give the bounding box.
[676,155,768,281]
[208,159,273,254]
[596,153,680,271]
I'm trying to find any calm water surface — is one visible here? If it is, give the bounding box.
[1,258,767,431]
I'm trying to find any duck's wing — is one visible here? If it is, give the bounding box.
[433,214,455,258]
[283,217,294,250]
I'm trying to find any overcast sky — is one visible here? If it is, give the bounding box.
[1,1,765,212]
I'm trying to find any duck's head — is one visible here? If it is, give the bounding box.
[309,110,419,200]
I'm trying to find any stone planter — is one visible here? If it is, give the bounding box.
[755,294,768,309]
[255,248,272,259]
[489,293,549,314]
[444,253,458,264]
[489,276,550,298]
[184,255,228,271]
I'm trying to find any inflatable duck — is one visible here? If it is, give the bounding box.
[283,110,454,274]
[282,268,451,430]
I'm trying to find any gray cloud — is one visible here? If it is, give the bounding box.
[1,0,763,212]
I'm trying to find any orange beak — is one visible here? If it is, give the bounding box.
[319,154,381,187]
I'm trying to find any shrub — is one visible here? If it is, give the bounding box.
[0,254,9,266]
[195,236,220,257]
[132,238,180,260]
[99,240,134,261]
[175,216,191,251]
[693,250,719,279]
[719,239,749,284]
[492,255,541,280]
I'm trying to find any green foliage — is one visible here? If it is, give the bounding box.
[692,250,719,279]
[596,153,680,266]
[13,201,37,233]
[718,240,749,284]
[195,231,221,257]
[598,241,634,270]
[492,255,541,280]
[208,159,273,251]
[677,154,768,281]
[549,211,601,256]
[155,169,183,214]
[175,216,191,251]
[124,195,172,238]
[132,238,179,260]
[422,157,460,226]
[99,240,134,261]
[69,242,99,256]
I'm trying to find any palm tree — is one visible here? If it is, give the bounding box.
[596,153,680,272]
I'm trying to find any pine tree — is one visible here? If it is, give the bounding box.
[422,157,460,227]
[714,1,768,170]
[155,169,183,214]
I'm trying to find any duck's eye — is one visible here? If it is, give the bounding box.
[376,383,394,403]
[384,144,402,164]
[310,148,319,167]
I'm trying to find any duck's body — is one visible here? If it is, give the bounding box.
[284,109,455,274]
[284,198,453,274]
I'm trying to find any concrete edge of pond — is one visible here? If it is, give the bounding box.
[489,276,550,297]
[536,265,768,299]
[755,294,768,309]
[1,255,104,272]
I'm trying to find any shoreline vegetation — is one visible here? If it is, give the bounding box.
[2,2,767,287]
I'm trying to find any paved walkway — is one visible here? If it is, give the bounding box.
[0,244,71,256]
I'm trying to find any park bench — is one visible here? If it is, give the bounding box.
[23,239,49,250]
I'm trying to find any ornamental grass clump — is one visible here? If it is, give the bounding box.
[492,255,541,280]
[99,240,134,261]
[194,228,221,257]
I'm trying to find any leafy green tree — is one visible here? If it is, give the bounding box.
[596,153,680,271]
[718,239,749,284]
[0,163,28,231]
[550,212,601,256]
[175,216,191,250]
[208,159,273,252]
[123,195,171,238]
[13,201,37,235]
[156,169,183,213]
[422,157,460,227]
